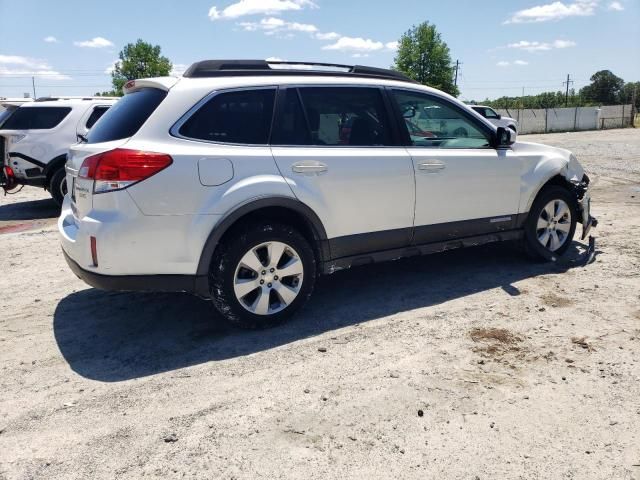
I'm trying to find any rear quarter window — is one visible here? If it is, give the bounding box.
[85,106,111,129]
[1,106,71,130]
[87,88,167,143]
[177,88,276,144]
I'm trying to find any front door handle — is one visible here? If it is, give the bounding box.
[292,161,328,175]
[418,161,446,173]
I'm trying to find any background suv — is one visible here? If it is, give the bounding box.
[59,60,595,328]
[0,96,116,204]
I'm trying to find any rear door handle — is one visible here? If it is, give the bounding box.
[292,161,328,175]
[418,161,446,172]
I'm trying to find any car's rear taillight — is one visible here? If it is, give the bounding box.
[78,148,172,193]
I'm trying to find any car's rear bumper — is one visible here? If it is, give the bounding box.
[62,249,209,296]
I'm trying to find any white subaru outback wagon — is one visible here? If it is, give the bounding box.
[59,60,596,328]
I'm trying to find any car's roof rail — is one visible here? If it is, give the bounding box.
[182,59,417,83]
[34,96,119,102]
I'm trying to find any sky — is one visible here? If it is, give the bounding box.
[0,0,638,101]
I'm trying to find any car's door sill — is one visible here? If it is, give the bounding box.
[321,229,524,274]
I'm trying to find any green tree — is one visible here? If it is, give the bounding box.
[620,81,640,108]
[579,70,624,105]
[393,22,459,96]
[102,39,172,96]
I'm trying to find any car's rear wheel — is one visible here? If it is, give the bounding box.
[209,222,316,329]
[524,185,577,260]
[48,168,67,206]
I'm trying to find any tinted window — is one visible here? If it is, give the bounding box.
[1,106,71,130]
[296,87,392,146]
[271,89,311,145]
[85,106,110,129]
[0,108,15,128]
[87,88,167,144]
[179,89,276,144]
[392,90,490,149]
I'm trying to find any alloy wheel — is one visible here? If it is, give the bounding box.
[536,199,572,251]
[233,241,304,315]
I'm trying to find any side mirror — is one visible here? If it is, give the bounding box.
[495,126,515,147]
[496,114,502,119]
[403,107,416,119]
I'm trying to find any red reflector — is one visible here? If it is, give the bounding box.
[79,149,172,182]
[4,166,15,178]
[90,236,98,267]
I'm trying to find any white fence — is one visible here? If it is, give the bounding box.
[495,104,634,134]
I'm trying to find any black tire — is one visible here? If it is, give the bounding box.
[48,168,67,206]
[524,185,577,260]
[209,221,317,329]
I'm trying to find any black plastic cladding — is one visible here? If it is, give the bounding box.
[182,60,417,84]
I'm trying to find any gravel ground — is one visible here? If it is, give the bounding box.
[0,129,639,479]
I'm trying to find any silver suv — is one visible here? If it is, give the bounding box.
[59,60,596,328]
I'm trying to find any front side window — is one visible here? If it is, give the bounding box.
[179,89,276,144]
[482,107,500,119]
[292,87,392,146]
[1,106,71,130]
[393,90,490,149]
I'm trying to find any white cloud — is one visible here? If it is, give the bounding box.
[352,53,370,58]
[265,56,284,61]
[43,36,59,43]
[385,41,399,51]
[104,59,120,74]
[506,39,577,51]
[238,16,319,37]
[73,37,114,48]
[505,1,597,23]
[322,36,384,52]
[315,31,340,40]
[497,60,529,67]
[170,63,188,77]
[608,1,624,10]
[0,55,70,80]
[209,0,315,20]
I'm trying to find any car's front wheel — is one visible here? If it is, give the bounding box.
[524,185,577,260]
[209,222,316,329]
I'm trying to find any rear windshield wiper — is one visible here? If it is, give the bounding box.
[77,133,88,143]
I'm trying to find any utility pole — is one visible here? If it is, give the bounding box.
[454,59,462,87]
[632,86,638,128]
[562,74,574,107]
[32,76,36,99]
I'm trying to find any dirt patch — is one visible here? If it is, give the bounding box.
[469,327,525,358]
[571,336,596,352]
[470,327,521,344]
[540,293,573,308]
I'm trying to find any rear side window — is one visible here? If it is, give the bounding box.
[178,89,276,144]
[271,89,311,145]
[293,87,392,146]
[85,106,110,129]
[1,106,71,130]
[87,88,167,144]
